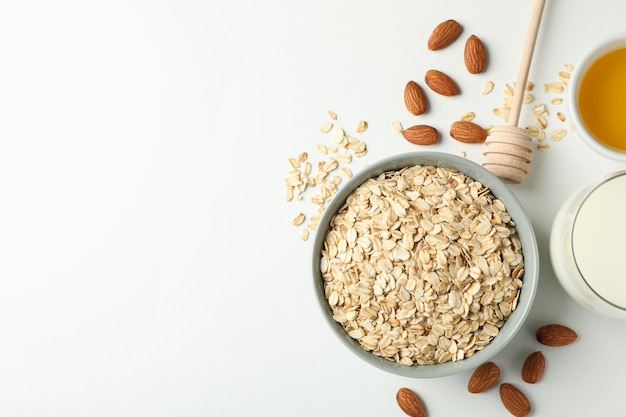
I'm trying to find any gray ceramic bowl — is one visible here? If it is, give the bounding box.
[312,152,539,378]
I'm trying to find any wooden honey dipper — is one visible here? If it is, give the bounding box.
[482,0,547,184]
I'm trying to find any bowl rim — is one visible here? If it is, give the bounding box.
[311,151,539,378]
[569,30,626,162]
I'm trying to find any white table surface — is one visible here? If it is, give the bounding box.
[1,1,625,416]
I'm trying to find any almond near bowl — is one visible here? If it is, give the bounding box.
[311,152,539,378]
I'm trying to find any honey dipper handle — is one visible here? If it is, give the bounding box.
[509,0,547,127]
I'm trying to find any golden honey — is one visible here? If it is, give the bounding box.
[577,46,626,152]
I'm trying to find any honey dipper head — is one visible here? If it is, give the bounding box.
[482,126,533,184]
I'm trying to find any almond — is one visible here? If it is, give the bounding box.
[404,81,427,116]
[424,69,460,96]
[499,383,531,417]
[521,351,545,384]
[396,387,427,417]
[536,324,578,346]
[467,361,501,393]
[402,125,438,145]
[427,19,462,50]
[450,120,487,143]
[464,34,487,74]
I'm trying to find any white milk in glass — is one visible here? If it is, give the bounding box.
[572,174,626,308]
[550,171,626,318]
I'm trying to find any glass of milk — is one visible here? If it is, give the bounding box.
[550,171,626,318]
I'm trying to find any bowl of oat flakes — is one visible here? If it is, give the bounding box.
[312,152,538,377]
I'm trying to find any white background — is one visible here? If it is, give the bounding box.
[1,1,625,416]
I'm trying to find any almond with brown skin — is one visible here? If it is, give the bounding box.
[468,361,501,393]
[402,125,438,145]
[521,351,545,384]
[536,324,578,346]
[396,387,427,417]
[404,81,427,115]
[464,34,487,74]
[424,69,460,96]
[450,120,487,143]
[428,19,462,50]
[500,383,531,417]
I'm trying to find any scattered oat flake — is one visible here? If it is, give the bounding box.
[537,130,546,142]
[352,141,367,157]
[322,158,338,173]
[320,122,333,134]
[482,81,494,95]
[523,93,534,104]
[303,161,312,176]
[292,212,305,226]
[335,153,352,164]
[300,229,309,241]
[391,120,404,133]
[341,167,353,178]
[526,81,534,91]
[564,63,574,72]
[538,143,550,151]
[298,152,308,162]
[288,157,300,169]
[551,98,563,105]
[328,110,337,120]
[558,70,570,79]
[550,128,567,141]
[356,120,368,133]
[317,144,328,155]
[532,103,547,114]
[460,150,467,157]
[493,107,510,123]
[548,82,564,93]
[525,126,539,137]
[332,127,345,144]
[460,111,475,122]
[557,112,566,122]
[536,116,548,129]
[526,126,539,137]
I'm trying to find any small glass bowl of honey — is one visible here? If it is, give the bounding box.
[569,31,626,161]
